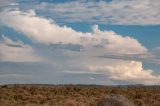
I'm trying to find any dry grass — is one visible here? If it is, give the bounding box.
[0,85,159,106]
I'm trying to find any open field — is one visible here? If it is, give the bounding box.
[0,84,160,106]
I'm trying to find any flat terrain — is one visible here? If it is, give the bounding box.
[0,85,159,106]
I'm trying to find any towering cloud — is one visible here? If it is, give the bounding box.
[88,59,160,84]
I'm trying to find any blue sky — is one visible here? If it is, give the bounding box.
[0,0,160,85]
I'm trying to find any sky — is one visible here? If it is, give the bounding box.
[0,0,160,85]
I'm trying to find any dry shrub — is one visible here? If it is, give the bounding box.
[66,100,79,106]
[97,94,134,106]
[0,85,159,106]
[134,99,144,106]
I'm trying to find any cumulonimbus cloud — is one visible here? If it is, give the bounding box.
[88,59,160,84]
[0,9,147,54]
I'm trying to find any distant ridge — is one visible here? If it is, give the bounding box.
[1,84,160,88]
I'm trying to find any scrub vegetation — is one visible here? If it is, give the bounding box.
[0,84,159,106]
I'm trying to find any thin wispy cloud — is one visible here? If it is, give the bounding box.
[0,35,43,62]
[32,0,160,25]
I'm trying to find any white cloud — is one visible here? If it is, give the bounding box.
[88,59,160,85]
[62,70,101,75]
[33,0,160,25]
[0,73,32,78]
[1,8,159,85]
[0,35,43,62]
[51,51,160,84]
[88,76,95,80]
[44,49,160,85]
[0,0,15,5]
[0,9,147,54]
